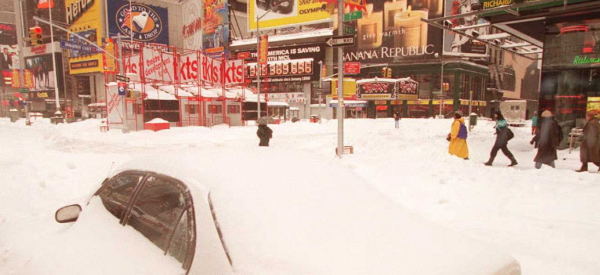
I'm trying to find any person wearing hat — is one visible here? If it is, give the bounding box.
[448,111,469,159]
[576,112,600,172]
[484,111,518,166]
[530,110,562,169]
[256,118,273,147]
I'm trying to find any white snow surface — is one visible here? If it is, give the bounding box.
[0,117,599,274]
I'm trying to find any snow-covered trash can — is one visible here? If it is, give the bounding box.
[144,118,170,131]
[9,108,19,122]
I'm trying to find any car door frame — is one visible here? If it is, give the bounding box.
[121,171,197,273]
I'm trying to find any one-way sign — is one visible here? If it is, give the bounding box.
[326,35,355,47]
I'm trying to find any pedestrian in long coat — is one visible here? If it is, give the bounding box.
[257,122,273,147]
[485,111,518,166]
[530,110,562,169]
[576,112,600,172]
[448,112,469,159]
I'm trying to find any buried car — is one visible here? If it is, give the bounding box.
[54,151,521,275]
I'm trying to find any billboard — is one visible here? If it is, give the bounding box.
[244,44,326,83]
[182,0,203,49]
[443,0,488,57]
[247,0,331,31]
[24,53,64,95]
[107,0,169,45]
[203,0,229,52]
[344,0,444,63]
[65,0,104,74]
[0,24,17,46]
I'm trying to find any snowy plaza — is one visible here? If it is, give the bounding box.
[0,117,598,274]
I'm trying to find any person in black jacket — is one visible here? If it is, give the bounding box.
[484,111,518,166]
[257,121,273,147]
[530,110,562,169]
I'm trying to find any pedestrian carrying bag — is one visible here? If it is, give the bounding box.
[457,123,468,139]
[507,127,514,140]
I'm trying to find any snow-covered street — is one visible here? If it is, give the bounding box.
[1,117,599,275]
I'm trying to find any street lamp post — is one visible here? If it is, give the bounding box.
[255,8,278,121]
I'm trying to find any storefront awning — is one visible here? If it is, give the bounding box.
[329,100,368,108]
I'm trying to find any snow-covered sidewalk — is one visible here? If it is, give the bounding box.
[0,117,598,274]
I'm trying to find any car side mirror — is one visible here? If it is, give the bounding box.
[55,204,82,223]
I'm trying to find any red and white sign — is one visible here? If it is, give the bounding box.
[142,47,175,82]
[344,62,360,75]
[178,52,199,83]
[37,0,55,9]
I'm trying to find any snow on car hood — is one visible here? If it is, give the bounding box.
[119,149,519,275]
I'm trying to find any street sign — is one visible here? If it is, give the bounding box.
[326,35,355,47]
[115,74,130,82]
[60,39,99,54]
[117,82,128,96]
[344,62,361,75]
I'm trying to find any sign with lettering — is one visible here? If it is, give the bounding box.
[343,0,443,63]
[108,0,169,44]
[65,0,103,74]
[358,81,395,99]
[243,44,325,83]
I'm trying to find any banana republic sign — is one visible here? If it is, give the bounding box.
[343,0,443,63]
[66,0,94,25]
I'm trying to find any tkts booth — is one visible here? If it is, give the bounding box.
[356,77,419,118]
[104,42,247,131]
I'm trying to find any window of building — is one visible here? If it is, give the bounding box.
[227,105,240,113]
[209,104,222,114]
[186,104,198,114]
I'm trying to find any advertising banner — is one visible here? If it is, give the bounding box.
[142,46,175,82]
[24,53,64,93]
[244,44,325,83]
[443,0,488,57]
[107,0,169,44]
[182,0,203,49]
[65,0,104,74]
[247,0,331,31]
[397,78,418,100]
[0,24,17,46]
[203,0,229,52]
[358,80,396,100]
[258,35,268,65]
[200,55,245,87]
[343,0,444,63]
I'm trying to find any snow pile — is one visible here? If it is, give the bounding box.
[0,117,598,275]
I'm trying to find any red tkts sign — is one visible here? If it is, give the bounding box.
[344,62,360,75]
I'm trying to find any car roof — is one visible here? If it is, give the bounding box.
[116,149,518,274]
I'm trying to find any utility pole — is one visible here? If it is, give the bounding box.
[48,3,62,122]
[13,0,30,125]
[336,0,344,157]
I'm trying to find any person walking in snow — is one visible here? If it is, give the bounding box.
[448,111,469,160]
[393,111,401,129]
[531,111,539,135]
[484,111,518,166]
[576,112,600,172]
[530,110,562,169]
[257,119,273,147]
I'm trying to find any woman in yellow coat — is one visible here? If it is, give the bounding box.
[448,112,469,159]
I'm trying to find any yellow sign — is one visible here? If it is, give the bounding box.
[587,97,600,118]
[330,78,357,99]
[247,0,331,31]
[397,94,418,101]
[65,0,104,74]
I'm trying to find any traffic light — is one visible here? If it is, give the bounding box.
[442,82,450,92]
[29,26,43,46]
[386,67,392,78]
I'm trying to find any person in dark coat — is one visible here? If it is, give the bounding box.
[530,110,562,169]
[576,112,600,172]
[484,111,518,166]
[393,111,400,129]
[257,121,273,147]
